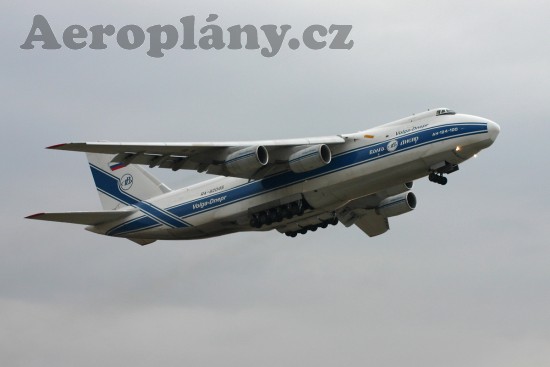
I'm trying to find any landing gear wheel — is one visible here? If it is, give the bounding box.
[258,212,268,226]
[250,216,260,228]
[297,201,305,216]
[268,209,279,223]
[289,202,300,215]
[280,207,290,220]
[429,172,448,185]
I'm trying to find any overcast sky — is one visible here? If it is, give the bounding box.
[2,1,550,366]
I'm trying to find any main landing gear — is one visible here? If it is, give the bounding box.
[249,199,310,228]
[284,217,339,238]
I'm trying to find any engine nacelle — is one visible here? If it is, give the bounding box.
[380,182,413,198]
[225,146,269,177]
[375,192,417,217]
[288,144,331,173]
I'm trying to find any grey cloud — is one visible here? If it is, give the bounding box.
[2,1,550,366]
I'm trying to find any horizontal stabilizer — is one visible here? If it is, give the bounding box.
[26,210,136,226]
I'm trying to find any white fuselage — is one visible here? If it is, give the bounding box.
[89,111,499,240]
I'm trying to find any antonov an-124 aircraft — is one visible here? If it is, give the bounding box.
[27,108,500,245]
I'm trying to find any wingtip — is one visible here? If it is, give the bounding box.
[47,143,67,150]
[25,212,45,219]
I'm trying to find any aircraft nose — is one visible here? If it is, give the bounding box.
[487,119,500,143]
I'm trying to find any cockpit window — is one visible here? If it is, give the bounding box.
[436,108,456,116]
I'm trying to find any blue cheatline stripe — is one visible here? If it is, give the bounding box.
[338,122,487,157]
[88,164,190,235]
[135,201,188,228]
[107,216,161,236]
[163,122,488,219]
[107,122,489,235]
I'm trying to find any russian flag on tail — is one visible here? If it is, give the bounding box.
[109,161,128,171]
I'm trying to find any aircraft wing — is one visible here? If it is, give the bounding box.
[49,136,345,179]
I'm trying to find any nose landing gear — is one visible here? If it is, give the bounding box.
[428,161,459,185]
[429,172,448,185]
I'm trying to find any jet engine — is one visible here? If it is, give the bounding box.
[375,192,417,217]
[225,146,269,177]
[288,144,332,173]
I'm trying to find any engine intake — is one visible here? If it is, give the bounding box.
[225,146,269,177]
[289,144,331,173]
[375,192,417,217]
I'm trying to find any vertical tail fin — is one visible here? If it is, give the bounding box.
[86,153,171,210]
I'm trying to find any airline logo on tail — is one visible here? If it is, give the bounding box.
[119,174,133,191]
